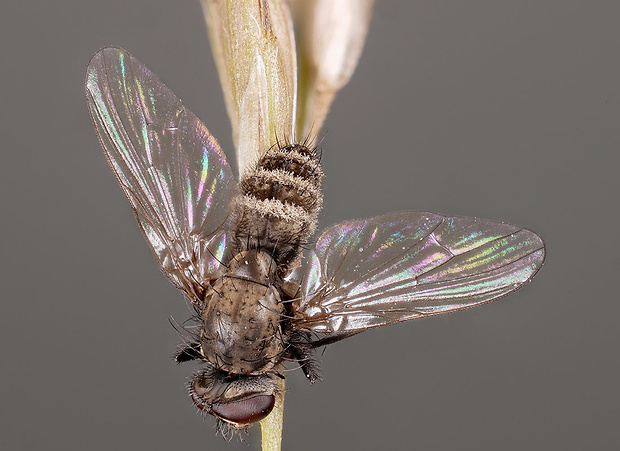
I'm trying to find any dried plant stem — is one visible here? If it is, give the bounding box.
[259,378,285,451]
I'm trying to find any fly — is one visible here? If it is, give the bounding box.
[85,47,545,434]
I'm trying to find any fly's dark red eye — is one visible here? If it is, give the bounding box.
[211,395,275,424]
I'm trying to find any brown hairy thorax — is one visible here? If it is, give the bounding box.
[231,143,323,272]
[200,250,286,375]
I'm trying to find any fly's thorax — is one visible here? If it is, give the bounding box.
[200,251,286,375]
[232,143,323,270]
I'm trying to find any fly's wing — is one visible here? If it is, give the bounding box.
[85,47,238,302]
[295,211,545,334]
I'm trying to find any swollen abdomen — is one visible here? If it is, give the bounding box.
[231,143,323,270]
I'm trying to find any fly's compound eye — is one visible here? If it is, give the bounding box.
[211,395,275,425]
[191,390,275,425]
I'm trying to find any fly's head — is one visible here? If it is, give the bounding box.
[188,364,281,430]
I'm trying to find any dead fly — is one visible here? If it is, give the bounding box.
[86,47,545,433]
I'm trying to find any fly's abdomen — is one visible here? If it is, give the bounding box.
[232,143,323,269]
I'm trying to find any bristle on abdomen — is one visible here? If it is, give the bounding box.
[231,143,323,270]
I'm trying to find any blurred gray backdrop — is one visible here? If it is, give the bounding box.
[1,1,618,450]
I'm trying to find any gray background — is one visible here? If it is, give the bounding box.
[2,1,618,450]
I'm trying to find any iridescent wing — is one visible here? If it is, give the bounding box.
[294,211,545,334]
[85,47,238,301]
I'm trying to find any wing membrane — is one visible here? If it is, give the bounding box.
[85,47,237,300]
[295,211,545,333]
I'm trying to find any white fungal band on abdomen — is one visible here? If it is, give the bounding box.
[231,143,323,271]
